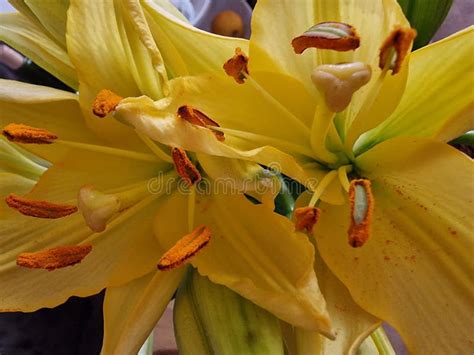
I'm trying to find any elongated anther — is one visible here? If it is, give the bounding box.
[5,193,78,218]
[294,206,321,234]
[223,47,249,84]
[171,148,201,186]
[348,179,374,248]
[158,225,211,270]
[17,245,92,271]
[92,89,123,117]
[177,105,225,141]
[3,123,57,144]
[292,22,360,54]
[379,27,417,74]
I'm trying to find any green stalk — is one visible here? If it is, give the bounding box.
[370,327,396,355]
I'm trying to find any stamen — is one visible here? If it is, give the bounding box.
[157,225,211,270]
[337,165,352,192]
[3,123,57,144]
[308,169,339,207]
[77,185,121,233]
[348,179,374,248]
[294,206,321,233]
[17,245,92,271]
[5,194,78,218]
[379,27,417,75]
[292,22,360,54]
[223,47,249,84]
[92,89,123,117]
[171,148,201,186]
[177,105,225,141]
[311,62,372,112]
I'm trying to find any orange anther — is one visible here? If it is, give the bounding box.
[5,193,78,219]
[177,105,225,141]
[17,245,92,271]
[348,179,374,248]
[158,225,211,270]
[171,148,202,186]
[294,206,321,234]
[379,27,417,74]
[223,47,249,84]
[92,89,123,117]
[2,123,57,144]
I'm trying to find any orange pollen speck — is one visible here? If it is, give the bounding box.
[177,105,225,141]
[348,179,374,248]
[171,147,202,186]
[291,22,360,54]
[17,245,92,271]
[2,123,57,144]
[223,47,249,84]
[379,27,417,75]
[158,225,211,271]
[92,89,123,117]
[294,206,321,234]
[5,193,78,219]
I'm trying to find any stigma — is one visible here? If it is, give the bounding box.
[379,27,417,74]
[348,179,374,247]
[3,123,57,144]
[77,186,121,233]
[17,244,92,271]
[158,225,211,270]
[177,105,225,141]
[292,22,360,54]
[311,62,372,112]
[92,89,123,117]
[171,148,202,186]
[223,47,249,84]
[6,194,78,218]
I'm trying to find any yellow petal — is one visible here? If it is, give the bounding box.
[317,137,474,354]
[0,12,77,89]
[358,27,474,153]
[18,0,69,47]
[293,251,379,355]
[154,191,334,336]
[102,268,184,354]
[67,0,165,148]
[0,149,166,311]
[0,80,105,162]
[142,0,249,77]
[115,76,321,188]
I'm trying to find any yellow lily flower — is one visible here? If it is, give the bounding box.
[114,0,474,353]
[0,1,338,353]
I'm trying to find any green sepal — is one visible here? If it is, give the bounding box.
[397,0,453,49]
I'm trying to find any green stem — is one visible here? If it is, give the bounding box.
[370,327,396,355]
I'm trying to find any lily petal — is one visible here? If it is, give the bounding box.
[293,251,379,355]
[0,150,165,311]
[358,27,474,153]
[142,0,249,77]
[67,0,165,148]
[102,268,184,354]
[0,12,77,89]
[317,137,474,354]
[15,0,69,47]
[154,191,334,336]
[0,80,102,162]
